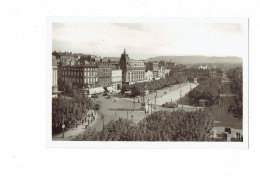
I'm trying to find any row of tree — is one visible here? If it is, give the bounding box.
[121,76,186,97]
[74,110,215,141]
[188,78,221,106]
[52,92,92,135]
[227,67,243,117]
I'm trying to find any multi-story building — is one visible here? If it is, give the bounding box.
[61,63,99,88]
[158,65,166,78]
[60,53,77,66]
[119,49,145,84]
[165,68,170,77]
[96,61,112,87]
[145,61,159,79]
[111,67,122,92]
[52,56,58,98]
[209,70,217,78]
[144,70,153,82]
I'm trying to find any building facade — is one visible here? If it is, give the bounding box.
[96,61,112,87]
[209,70,217,78]
[145,61,159,79]
[119,49,145,83]
[111,68,122,92]
[52,56,58,97]
[60,53,77,66]
[144,70,153,82]
[158,65,166,78]
[61,63,99,88]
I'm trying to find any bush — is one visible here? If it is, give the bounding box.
[75,110,214,141]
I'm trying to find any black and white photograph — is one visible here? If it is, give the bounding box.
[49,18,248,146]
[2,1,260,182]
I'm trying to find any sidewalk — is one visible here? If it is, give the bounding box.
[212,126,243,141]
[151,83,198,106]
[52,110,98,141]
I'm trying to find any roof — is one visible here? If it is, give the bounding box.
[96,62,112,68]
[102,57,120,62]
[88,87,105,94]
[63,64,98,68]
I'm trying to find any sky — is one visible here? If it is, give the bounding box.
[52,22,246,60]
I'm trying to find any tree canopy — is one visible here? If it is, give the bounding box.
[74,110,215,141]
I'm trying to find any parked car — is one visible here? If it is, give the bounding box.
[162,102,178,108]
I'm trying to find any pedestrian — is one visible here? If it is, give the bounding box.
[238,133,241,140]
[236,132,239,140]
[241,135,243,142]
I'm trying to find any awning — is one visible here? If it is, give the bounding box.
[88,87,105,95]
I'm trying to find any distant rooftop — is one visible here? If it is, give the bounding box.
[102,57,120,62]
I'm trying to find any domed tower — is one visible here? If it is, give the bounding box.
[119,49,131,83]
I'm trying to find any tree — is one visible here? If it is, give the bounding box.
[52,92,92,135]
[75,110,215,141]
[121,84,130,94]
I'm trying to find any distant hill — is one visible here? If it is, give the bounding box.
[145,56,243,65]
